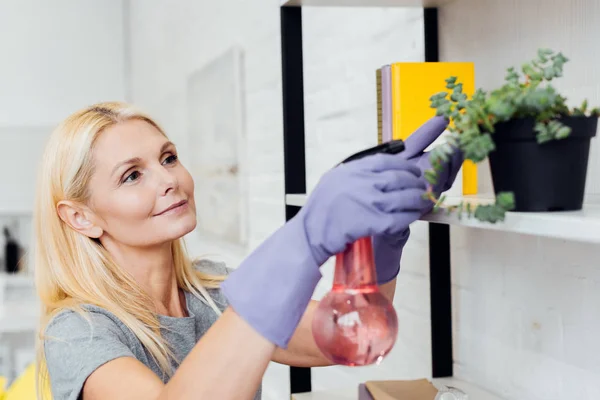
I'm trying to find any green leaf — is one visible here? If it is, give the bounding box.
[438,194,446,205]
[505,67,520,85]
[529,70,543,81]
[466,202,473,217]
[445,76,457,89]
[473,204,506,223]
[496,192,516,210]
[425,170,438,185]
[543,66,555,80]
[556,125,571,139]
[487,100,515,120]
[430,92,448,101]
[462,133,495,163]
[436,102,453,117]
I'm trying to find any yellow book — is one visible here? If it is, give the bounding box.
[390,62,477,195]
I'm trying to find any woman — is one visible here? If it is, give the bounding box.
[35,102,460,400]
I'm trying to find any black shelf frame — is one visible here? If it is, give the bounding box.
[279,5,453,395]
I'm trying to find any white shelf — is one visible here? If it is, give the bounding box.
[285,193,600,244]
[0,209,33,216]
[281,0,454,7]
[286,194,309,207]
[291,377,504,400]
[0,302,40,333]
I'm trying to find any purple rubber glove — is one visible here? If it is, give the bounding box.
[403,116,463,198]
[220,154,431,348]
[373,116,464,284]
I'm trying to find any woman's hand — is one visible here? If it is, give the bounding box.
[298,153,431,266]
[401,116,463,197]
[221,150,432,352]
[371,116,463,285]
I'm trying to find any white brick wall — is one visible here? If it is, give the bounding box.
[440,1,600,398]
[129,0,600,399]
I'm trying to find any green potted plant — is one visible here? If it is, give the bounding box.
[425,48,599,223]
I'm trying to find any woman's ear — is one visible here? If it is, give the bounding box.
[56,201,103,239]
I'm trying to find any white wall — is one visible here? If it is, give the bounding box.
[0,0,127,126]
[440,1,600,398]
[128,1,600,399]
[0,0,127,215]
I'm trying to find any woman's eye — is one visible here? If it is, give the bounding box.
[123,171,140,183]
[163,154,178,165]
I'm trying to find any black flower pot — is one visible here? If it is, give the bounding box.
[488,116,598,212]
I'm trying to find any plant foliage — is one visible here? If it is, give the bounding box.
[425,49,600,223]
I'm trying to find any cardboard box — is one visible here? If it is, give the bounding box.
[359,379,439,400]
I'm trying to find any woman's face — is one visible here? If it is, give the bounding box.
[86,119,197,248]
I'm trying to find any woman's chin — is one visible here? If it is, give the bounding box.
[162,213,198,242]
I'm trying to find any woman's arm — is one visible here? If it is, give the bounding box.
[272,278,397,367]
[83,307,275,400]
[82,278,397,399]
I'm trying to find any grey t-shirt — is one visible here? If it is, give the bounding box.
[43,260,262,400]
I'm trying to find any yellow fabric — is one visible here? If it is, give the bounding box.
[2,363,52,400]
[0,375,6,400]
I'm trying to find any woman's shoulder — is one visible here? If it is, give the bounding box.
[192,258,234,276]
[189,258,233,312]
[44,304,134,343]
[43,306,139,400]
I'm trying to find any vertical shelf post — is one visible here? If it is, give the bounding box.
[424,7,454,378]
[279,3,453,395]
[280,5,312,395]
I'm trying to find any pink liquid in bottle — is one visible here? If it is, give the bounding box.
[311,237,398,366]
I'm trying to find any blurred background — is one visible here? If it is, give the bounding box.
[1,0,600,399]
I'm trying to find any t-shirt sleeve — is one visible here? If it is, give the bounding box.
[192,259,233,312]
[193,258,234,276]
[43,310,136,400]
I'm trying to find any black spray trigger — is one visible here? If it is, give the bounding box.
[339,140,405,165]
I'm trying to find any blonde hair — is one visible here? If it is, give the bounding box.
[34,101,224,399]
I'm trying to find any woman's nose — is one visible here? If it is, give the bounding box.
[156,167,178,195]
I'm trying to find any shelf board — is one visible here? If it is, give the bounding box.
[281,0,454,7]
[291,377,504,400]
[286,194,309,207]
[285,193,600,244]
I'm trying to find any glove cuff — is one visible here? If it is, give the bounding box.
[220,216,322,349]
[373,228,410,285]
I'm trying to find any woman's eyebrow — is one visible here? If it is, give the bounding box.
[110,142,175,177]
[111,157,141,177]
[161,141,175,152]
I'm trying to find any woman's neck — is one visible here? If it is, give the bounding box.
[103,240,187,318]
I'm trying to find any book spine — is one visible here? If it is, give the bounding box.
[381,65,392,143]
[390,63,402,140]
